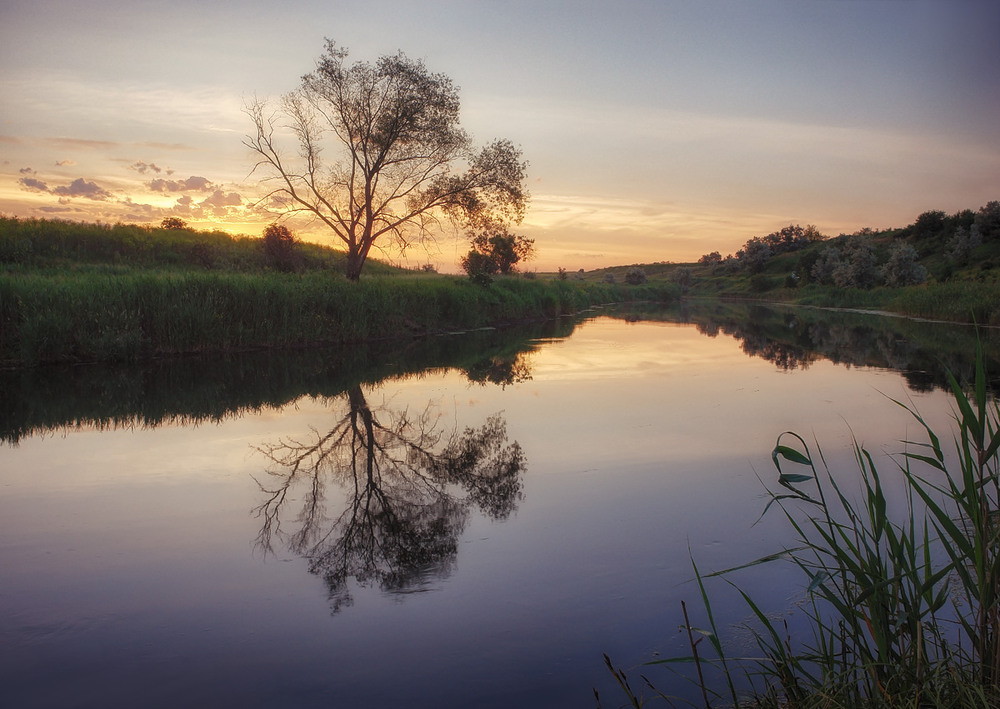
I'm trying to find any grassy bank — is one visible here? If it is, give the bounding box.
[0,216,677,365]
[0,269,675,366]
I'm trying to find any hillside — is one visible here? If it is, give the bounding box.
[561,201,1000,323]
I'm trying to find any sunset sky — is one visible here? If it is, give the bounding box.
[2,0,998,272]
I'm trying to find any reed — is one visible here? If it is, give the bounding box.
[0,270,676,365]
[603,344,1000,707]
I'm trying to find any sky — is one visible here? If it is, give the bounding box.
[1,0,998,272]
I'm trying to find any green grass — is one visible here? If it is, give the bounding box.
[0,269,676,365]
[601,345,1000,708]
[0,216,678,365]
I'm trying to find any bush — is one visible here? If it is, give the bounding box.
[882,241,927,287]
[262,223,297,271]
[624,267,647,285]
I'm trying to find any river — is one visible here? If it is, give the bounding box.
[2,301,996,708]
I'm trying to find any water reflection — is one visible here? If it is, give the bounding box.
[253,384,525,612]
[0,318,564,445]
[2,302,997,447]
[617,300,1000,393]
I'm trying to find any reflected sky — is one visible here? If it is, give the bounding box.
[0,312,969,708]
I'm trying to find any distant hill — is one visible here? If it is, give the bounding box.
[558,201,1000,300]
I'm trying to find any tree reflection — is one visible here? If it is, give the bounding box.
[252,384,525,612]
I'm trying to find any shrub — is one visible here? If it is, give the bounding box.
[262,223,297,271]
[882,241,927,287]
[460,249,496,286]
[160,217,187,230]
[624,267,648,285]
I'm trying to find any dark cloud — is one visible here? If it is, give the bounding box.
[55,160,77,167]
[130,161,163,174]
[19,177,49,191]
[149,175,213,192]
[52,178,112,200]
[19,167,35,174]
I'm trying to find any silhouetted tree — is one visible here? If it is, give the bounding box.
[160,217,186,229]
[262,223,297,270]
[975,201,1000,241]
[245,40,529,281]
[252,385,525,612]
[464,228,535,276]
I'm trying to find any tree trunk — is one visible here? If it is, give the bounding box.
[345,249,364,282]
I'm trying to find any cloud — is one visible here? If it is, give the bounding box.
[199,189,243,216]
[19,167,35,174]
[149,175,213,192]
[50,178,112,200]
[19,177,49,191]
[130,160,163,174]
[45,137,119,150]
[138,141,194,152]
[55,159,77,166]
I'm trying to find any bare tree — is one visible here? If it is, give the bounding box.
[245,40,529,281]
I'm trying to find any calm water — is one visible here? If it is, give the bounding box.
[1,302,996,708]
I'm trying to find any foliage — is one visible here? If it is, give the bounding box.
[262,223,297,271]
[460,249,497,286]
[832,234,880,289]
[244,40,529,281]
[625,267,648,285]
[976,201,1000,241]
[950,224,983,265]
[160,217,187,230]
[736,236,773,274]
[881,241,926,287]
[461,228,535,283]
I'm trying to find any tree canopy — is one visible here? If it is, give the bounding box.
[245,40,529,281]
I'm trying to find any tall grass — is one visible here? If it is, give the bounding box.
[602,345,1000,707]
[0,270,676,365]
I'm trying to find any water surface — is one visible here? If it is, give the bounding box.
[1,302,992,708]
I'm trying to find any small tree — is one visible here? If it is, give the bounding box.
[833,235,880,289]
[811,245,842,285]
[950,225,982,265]
[460,249,498,286]
[625,267,648,285]
[468,228,535,275]
[737,236,773,273]
[160,217,186,230]
[975,201,1000,241]
[881,242,926,287]
[263,223,297,271]
[670,266,691,291]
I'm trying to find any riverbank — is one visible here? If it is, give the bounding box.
[0,269,677,366]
